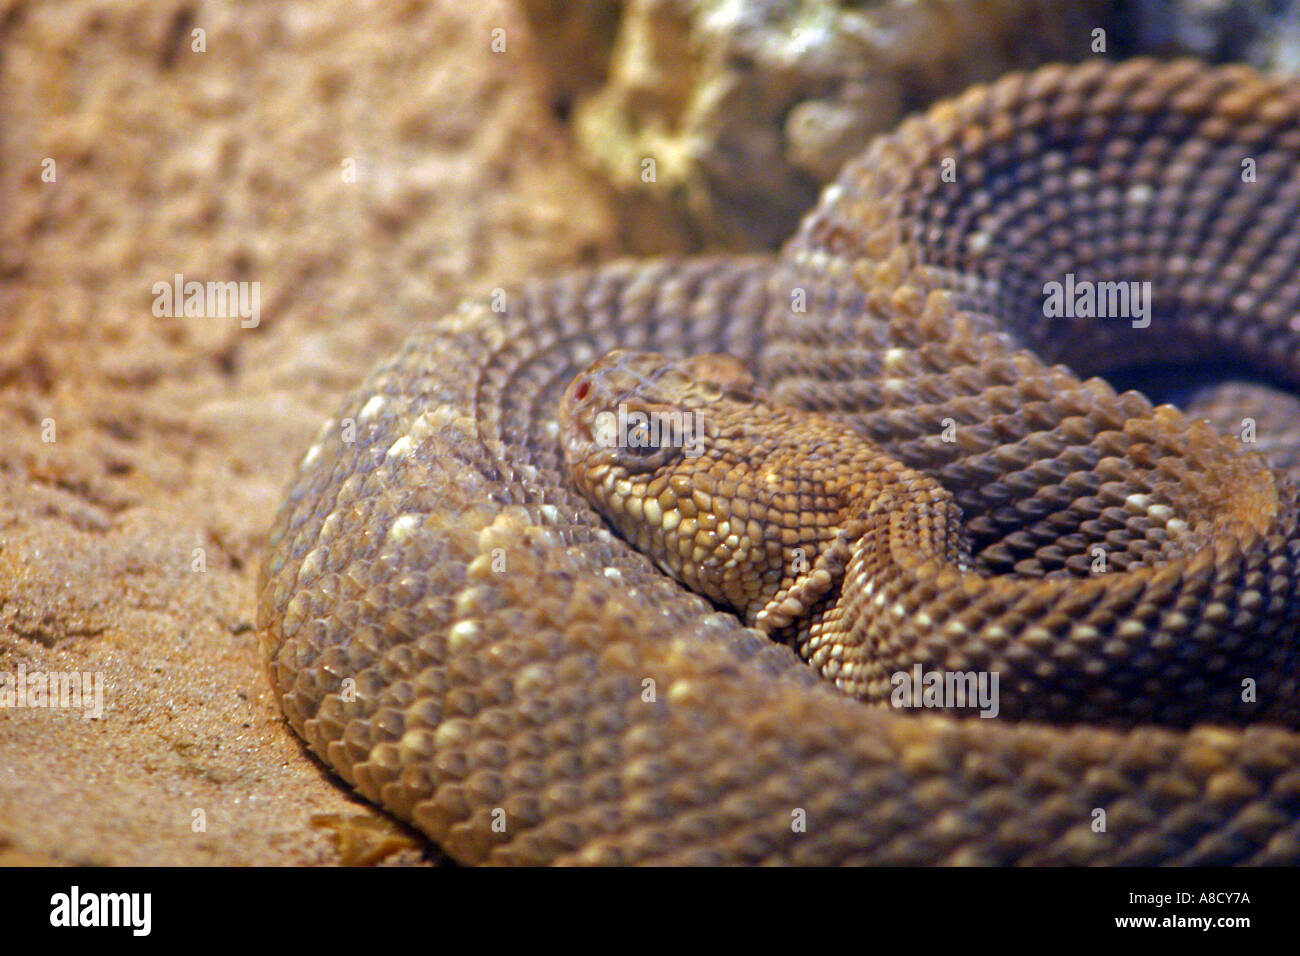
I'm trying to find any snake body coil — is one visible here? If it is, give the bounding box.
[259,60,1300,864]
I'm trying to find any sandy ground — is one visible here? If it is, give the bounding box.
[0,0,620,865]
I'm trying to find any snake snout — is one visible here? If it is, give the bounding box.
[561,350,665,441]
[558,361,629,471]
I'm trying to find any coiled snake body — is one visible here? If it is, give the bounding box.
[259,60,1300,864]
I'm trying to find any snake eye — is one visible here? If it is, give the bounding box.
[625,420,655,450]
[609,406,687,473]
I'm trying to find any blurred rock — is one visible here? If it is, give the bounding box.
[558,0,1112,251]
[1122,0,1300,72]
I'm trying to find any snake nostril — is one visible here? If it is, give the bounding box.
[574,379,590,402]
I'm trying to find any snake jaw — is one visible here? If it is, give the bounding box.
[561,348,889,631]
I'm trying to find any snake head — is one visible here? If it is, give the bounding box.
[559,349,756,477]
[559,348,771,609]
[559,348,865,625]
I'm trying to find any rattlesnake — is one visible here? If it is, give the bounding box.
[258,59,1300,864]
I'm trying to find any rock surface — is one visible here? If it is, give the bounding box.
[560,0,1111,250]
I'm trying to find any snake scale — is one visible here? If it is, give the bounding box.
[258,59,1300,864]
